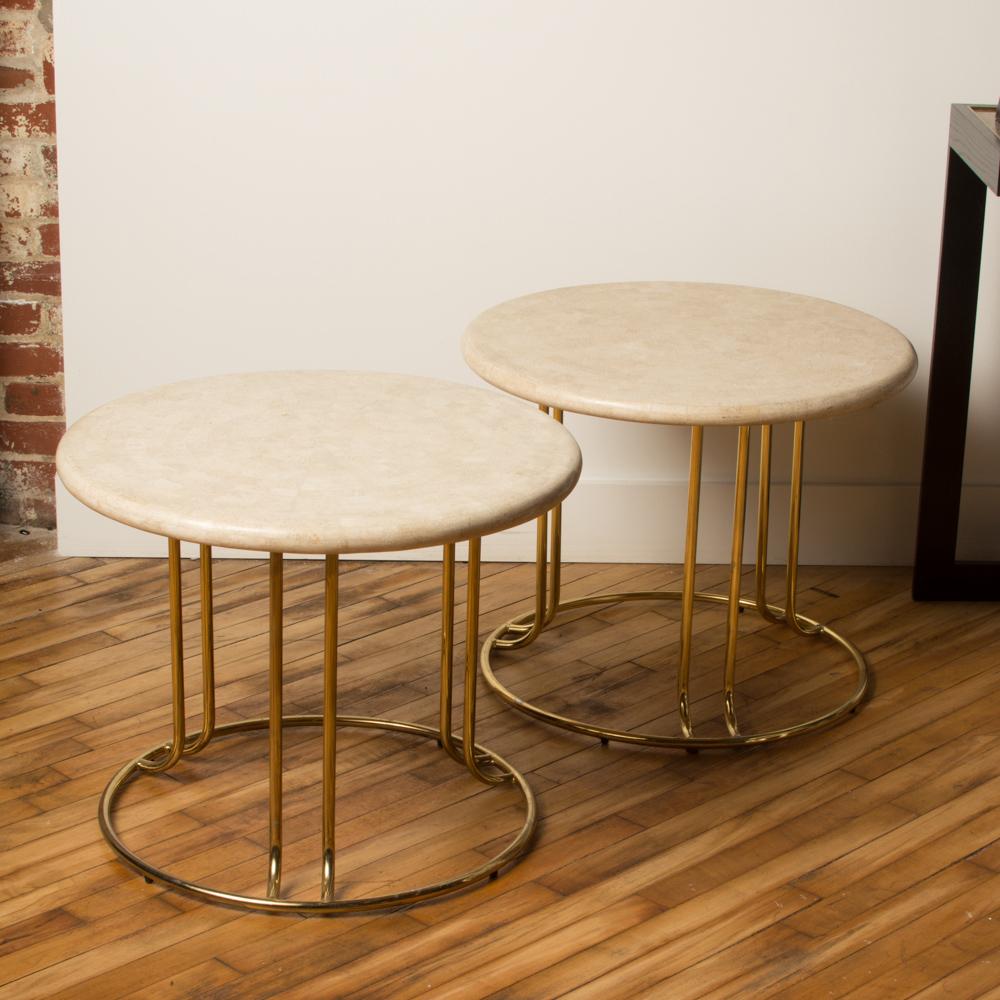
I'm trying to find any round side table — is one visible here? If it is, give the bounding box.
[463,282,917,750]
[56,371,581,914]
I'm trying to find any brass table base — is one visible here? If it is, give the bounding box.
[481,412,871,749]
[483,592,867,750]
[99,537,535,915]
[100,715,535,915]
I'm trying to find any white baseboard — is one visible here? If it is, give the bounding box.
[57,478,1000,565]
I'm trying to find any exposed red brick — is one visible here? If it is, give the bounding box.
[5,379,60,415]
[0,143,33,175]
[27,495,55,526]
[0,0,57,528]
[0,101,55,137]
[0,417,64,455]
[2,178,42,218]
[0,65,32,88]
[40,142,55,178]
[0,342,61,376]
[38,220,57,255]
[0,221,33,257]
[0,19,31,57]
[1,180,61,222]
[0,457,54,494]
[0,259,60,294]
[44,301,59,336]
[0,300,40,335]
[0,486,55,528]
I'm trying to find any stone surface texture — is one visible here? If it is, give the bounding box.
[56,371,582,554]
[464,282,918,426]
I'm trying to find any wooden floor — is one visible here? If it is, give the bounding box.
[1,548,1000,999]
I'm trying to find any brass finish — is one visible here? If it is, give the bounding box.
[756,423,821,635]
[481,417,871,749]
[677,426,703,738]
[99,537,536,915]
[99,716,535,915]
[462,538,506,785]
[497,406,565,647]
[267,552,283,899]
[544,414,564,626]
[439,542,459,761]
[754,425,783,625]
[137,538,186,773]
[321,553,338,902]
[493,512,546,650]
[495,406,551,650]
[481,592,867,748]
[785,421,822,636]
[723,426,751,736]
[184,544,215,755]
[463,536,486,777]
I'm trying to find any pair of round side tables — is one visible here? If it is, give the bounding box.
[56,282,917,915]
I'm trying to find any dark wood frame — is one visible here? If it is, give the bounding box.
[913,104,1000,600]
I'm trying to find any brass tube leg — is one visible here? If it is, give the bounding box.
[724,426,751,736]
[321,554,338,902]
[529,511,548,638]
[267,552,283,899]
[463,537,484,778]
[543,409,564,626]
[184,544,216,755]
[439,542,460,761]
[463,538,503,784]
[139,537,186,773]
[495,507,547,650]
[754,425,782,624]
[498,404,566,645]
[678,426,704,739]
[543,503,563,626]
[787,421,822,636]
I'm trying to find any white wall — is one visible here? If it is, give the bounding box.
[53,0,1000,563]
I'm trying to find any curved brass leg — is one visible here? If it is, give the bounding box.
[321,553,338,902]
[723,426,751,736]
[543,473,563,626]
[439,542,460,761]
[497,407,564,648]
[462,539,508,785]
[542,409,565,628]
[439,543,493,771]
[677,426,704,738]
[494,513,547,649]
[755,422,824,635]
[784,422,823,636]
[141,541,217,770]
[138,538,186,773]
[266,552,283,899]
[755,425,783,625]
[183,544,216,755]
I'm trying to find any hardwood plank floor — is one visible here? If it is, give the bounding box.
[1,548,998,998]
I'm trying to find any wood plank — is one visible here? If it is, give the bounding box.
[1,560,999,998]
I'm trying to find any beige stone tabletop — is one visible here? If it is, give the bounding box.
[463,282,917,426]
[56,371,582,554]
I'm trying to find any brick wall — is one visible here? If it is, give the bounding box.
[0,0,61,529]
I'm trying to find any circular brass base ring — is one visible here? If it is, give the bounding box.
[99,715,536,914]
[481,590,869,749]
